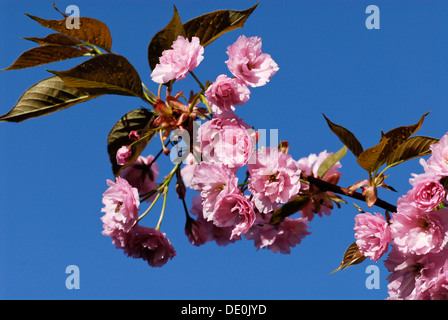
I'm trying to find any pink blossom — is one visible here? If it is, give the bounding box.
[188,194,239,246]
[297,150,342,220]
[180,153,199,188]
[384,246,424,299]
[247,147,302,213]
[101,177,140,248]
[225,35,279,87]
[406,175,445,212]
[128,130,140,141]
[205,74,250,114]
[354,212,391,262]
[409,159,437,186]
[385,246,448,300]
[116,146,132,166]
[151,36,204,84]
[198,112,256,168]
[119,154,159,202]
[424,259,448,300]
[101,177,140,234]
[101,224,134,250]
[297,150,342,180]
[245,213,310,254]
[190,162,239,219]
[185,216,209,247]
[124,225,176,267]
[427,133,448,176]
[213,192,256,239]
[390,196,448,255]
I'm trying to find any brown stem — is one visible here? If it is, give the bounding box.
[303,174,397,213]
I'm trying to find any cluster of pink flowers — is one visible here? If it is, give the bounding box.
[177,35,345,253]
[353,133,448,299]
[100,155,176,267]
[103,34,346,266]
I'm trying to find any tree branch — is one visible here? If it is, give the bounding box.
[302,174,397,213]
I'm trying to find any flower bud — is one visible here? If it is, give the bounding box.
[116,146,132,165]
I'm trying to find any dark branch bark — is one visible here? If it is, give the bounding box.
[303,174,397,213]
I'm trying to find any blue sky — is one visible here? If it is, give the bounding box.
[1,0,448,300]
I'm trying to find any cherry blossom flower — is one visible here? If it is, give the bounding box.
[116,146,132,166]
[187,194,240,246]
[205,74,250,114]
[185,216,209,247]
[297,150,342,221]
[124,225,176,268]
[198,112,256,168]
[226,35,279,87]
[101,177,140,233]
[180,153,199,188]
[119,154,159,201]
[385,245,448,300]
[213,192,256,239]
[354,212,391,262]
[247,147,301,214]
[245,213,310,254]
[390,195,448,255]
[151,36,204,84]
[406,175,445,212]
[427,133,448,176]
[101,177,140,248]
[190,162,239,219]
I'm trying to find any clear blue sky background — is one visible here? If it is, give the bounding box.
[1,0,447,300]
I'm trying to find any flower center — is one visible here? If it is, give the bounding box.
[215,183,226,192]
[418,217,431,232]
[269,172,279,183]
[413,263,423,275]
[115,201,123,213]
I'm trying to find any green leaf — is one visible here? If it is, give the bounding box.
[317,146,347,179]
[0,76,100,122]
[147,6,186,71]
[269,195,311,225]
[2,45,85,71]
[386,135,439,168]
[49,53,145,98]
[330,241,366,274]
[107,108,158,176]
[25,13,112,52]
[183,3,259,47]
[323,114,364,158]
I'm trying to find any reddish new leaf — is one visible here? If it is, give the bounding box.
[25,13,112,52]
[2,45,85,70]
[356,137,390,174]
[374,112,430,169]
[386,135,439,167]
[0,76,100,122]
[331,242,366,274]
[323,114,364,158]
[183,3,259,47]
[50,53,144,98]
[23,33,83,47]
[357,112,430,174]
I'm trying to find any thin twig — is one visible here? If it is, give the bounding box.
[302,174,397,213]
